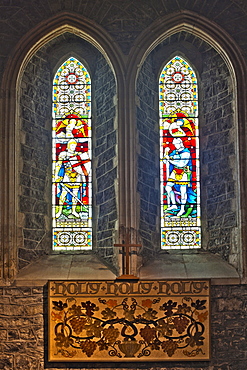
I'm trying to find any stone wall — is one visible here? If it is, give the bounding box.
[19,49,51,270]
[136,32,238,269]
[94,55,118,267]
[136,53,160,259]
[19,34,118,271]
[0,4,246,370]
[0,284,246,369]
[0,286,44,370]
[200,50,236,264]
[0,0,246,75]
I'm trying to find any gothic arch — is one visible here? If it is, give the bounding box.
[0,13,126,283]
[130,11,247,279]
[1,10,246,283]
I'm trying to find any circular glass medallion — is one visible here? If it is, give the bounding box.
[172,72,184,83]
[181,231,195,244]
[58,232,72,245]
[73,232,87,245]
[166,231,180,245]
[66,73,78,84]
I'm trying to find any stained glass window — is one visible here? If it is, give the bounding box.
[52,57,92,250]
[159,56,200,249]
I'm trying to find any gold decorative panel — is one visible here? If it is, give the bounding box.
[48,280,210,361]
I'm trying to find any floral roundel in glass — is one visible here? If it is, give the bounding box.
[52,57,92,250]
[160,56,201,249]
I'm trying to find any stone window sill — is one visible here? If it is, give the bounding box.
[15,253,116,286]
[15,250,240,286]
[139,250,240,285]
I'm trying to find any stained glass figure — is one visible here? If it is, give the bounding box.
[159,56,200,249]
[52,57,92,250]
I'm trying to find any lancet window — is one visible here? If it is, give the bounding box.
[159,56,201,249]
[52,57,92,250]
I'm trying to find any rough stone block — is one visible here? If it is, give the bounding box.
[97,146,116,167]
[32,201,47,214]
[24,214,45,229]
[0,329,7,340]
[202,147,223,164]
[95,191,104,206]
[19,328,35,340]
[20,173,31,187]
[108,210,117,222]
[97,167,117,190]
[208,183,226,198]
[223,213,237,227]
[23,229,45,242]
[97,215,109,231]
[99,198,116,215]
[18,249,39,264]
[96,163,106,179]
[103,185,116,201]
[0,355,13,370]
[105,159,114,172]
[207,218,223,229]
[21,239,37,250]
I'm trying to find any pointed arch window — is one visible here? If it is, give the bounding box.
[160,56,200,249]
[52,57,92,250]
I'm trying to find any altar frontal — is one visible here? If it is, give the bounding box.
[48,279,210,362]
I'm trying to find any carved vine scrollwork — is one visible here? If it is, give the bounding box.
[51,295,208,359]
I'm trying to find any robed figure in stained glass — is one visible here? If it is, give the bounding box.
[55,137,90,219]
[52,57,92,250]
[160,56,201,249]
[164,136,197,217]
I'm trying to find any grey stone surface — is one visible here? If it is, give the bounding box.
[18,33,118,271]
[136,53,159,258]
[19,49,51,270]
[0,280,246,369]
[136,31,237,267]
[0,2,246,368]
[94,55,118,266]
[140,251,239,280]
[15,254,116,284]
[0,1,246,73]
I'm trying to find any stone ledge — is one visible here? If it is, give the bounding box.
[139,250,240,284]
[15,253,116,286]
[14,250,240,287]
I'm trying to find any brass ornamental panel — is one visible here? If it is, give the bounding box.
[48,280,210,361]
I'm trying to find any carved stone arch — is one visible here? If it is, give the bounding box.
[0,12,126,283]
[126,11,247,279]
